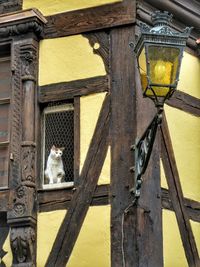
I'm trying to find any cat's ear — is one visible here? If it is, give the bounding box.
[51,145,56,150]
[60,147,65,152]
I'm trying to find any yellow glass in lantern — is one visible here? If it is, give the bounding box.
[147,46,180,97]
[151,60,173,85]
[138,48,148,92]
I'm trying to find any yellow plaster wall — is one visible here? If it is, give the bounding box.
[68,205,111,267]
[37,210,67,266]
[80,93,110,185]
[23,0,122,16]
[2,234,12,267]
[3,207,110,267]
[2,211,67,266]
[164,105,200,202]
[39,35,106,86]
[178,52,200,99]
[163,210,187,267]
[160,159,168,189]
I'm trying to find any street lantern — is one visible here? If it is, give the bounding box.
[130,11,191,200]
[134,11,191,107]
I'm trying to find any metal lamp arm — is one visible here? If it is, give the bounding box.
[130,108,163,199]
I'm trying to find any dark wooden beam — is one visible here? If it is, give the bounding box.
[161,114,200,267]
[0,191,9,212]
[110,25,137,267]
[39,75,108,103]
[45,94,110,267]
[0,0,22,14]
[38,185,200,223]
[38,184,110,212]
[83,31,110,74]
[166,90,200,117]
[161,188,200,223]
[135,55,163,267]
[44,0,136,39]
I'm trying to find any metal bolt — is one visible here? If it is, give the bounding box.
[130,144,136,151]
[129,166,135,172]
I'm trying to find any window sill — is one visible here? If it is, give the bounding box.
[42,181,74,191]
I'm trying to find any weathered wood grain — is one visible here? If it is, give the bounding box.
[161,188,200,223]
[83,31,110,74]
[0,191,9,212]
[38,184,110,212]
[135,53,163,267]
[45,94,110,267]
[161,114,200,267]
[110,25,137,267]
[44,0,136,39]
[39,75,108,103]
[166,90,200,117]
[0,0,22,14]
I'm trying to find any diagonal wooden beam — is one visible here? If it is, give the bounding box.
[166,90,200,117]
[161,114,200,267]
[44,0,136,39]
[39,75,108,103]
[45,94,110,267]
[161,188,200,223]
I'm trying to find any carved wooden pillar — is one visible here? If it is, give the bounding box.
[3,9,47,267]
[8,42,38,267]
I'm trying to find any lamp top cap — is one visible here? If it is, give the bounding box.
[151,11,173,27]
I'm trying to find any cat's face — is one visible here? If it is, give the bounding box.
[50,145,64,160]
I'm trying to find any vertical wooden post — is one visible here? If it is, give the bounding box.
[110,24,137,267]
[5,11,46,266]
[110,8,163,267]
[7,38,39,267]
[135,63,163,267]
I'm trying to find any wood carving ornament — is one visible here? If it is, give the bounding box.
[10,227,36,266]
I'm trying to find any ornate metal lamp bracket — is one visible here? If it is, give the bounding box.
[130,108,163,200]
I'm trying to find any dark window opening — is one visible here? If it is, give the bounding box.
[42,102,74,188]
[0,44,11,189]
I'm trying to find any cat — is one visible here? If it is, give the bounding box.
[44,145,65,184]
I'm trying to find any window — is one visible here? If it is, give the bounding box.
[0,44,11,189]
[41,102,74,189]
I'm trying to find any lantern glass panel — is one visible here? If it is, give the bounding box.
[138,48,148,92]
[148,45,181,97]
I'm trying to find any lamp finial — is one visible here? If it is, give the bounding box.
[151,11,173,27]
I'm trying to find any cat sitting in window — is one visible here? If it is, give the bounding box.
[44,145,65,184]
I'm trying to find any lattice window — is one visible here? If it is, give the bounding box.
[42,102,74,189]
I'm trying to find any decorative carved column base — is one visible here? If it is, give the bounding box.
[10,226,36,267]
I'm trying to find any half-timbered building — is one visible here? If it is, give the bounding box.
[0,0,199,266]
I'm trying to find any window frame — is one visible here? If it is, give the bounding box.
[38,97,80,191]
[41,102,75,190]
[0,43,11,190]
